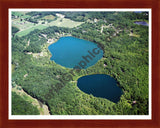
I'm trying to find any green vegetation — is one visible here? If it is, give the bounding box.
[11,11,149,115]
[12,26,20,36]
[42,15,56,20]
[15,18,83,37]
[12,92,40,115]
[15,25,48,37]
[47,18,84,28]
[12,12,24,17]
[12,11,83,37]
[12,12,31,19]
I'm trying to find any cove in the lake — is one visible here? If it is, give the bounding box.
[77,74,123,103]
[48,36,103,69]
[134,21,148,26]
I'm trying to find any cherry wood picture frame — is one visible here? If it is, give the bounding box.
[0,0,160,128]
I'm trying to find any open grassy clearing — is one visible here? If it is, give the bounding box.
[12,12,24,17]
[12,12,31,18]
[47,17,84,28]
[15,25,48,37]
[21,15,31,19]
[12,19,34,31]
[42,15,56,20]
[14,17,84,37]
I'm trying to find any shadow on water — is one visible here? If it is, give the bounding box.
[77,74,123,103]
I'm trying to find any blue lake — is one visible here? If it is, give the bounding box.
[77,74,123,103]
[134,21,148,26]
[48,36,103,69]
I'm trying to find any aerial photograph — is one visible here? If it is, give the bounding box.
[10,10,149,116]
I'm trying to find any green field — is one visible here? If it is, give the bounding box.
[14,17,84,37]
[15,25,48,37]
[12,20,34,31]
[12,12,24,17]
[47,18,84,28]
[12,12,31,18]
[42,15,56,20]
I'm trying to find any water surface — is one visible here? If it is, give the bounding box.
[134,21,148,26]
[48,36,103,69]
[77,74,123,103]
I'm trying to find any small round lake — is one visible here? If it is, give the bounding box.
[48,36,103,69]
[77,74,123,103]
[134,21,148,26]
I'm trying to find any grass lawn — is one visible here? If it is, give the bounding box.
[21,15,31,19]
[12,12,31,18]
[15,25,48,37]
[12,19,34,31]
[12,12,24,17]
[42,15,56,20]
[47,18,84,28]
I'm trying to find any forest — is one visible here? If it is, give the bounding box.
[11,11,149,115]
[12,92,40,115]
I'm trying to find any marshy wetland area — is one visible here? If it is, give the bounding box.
[11,10,149,115]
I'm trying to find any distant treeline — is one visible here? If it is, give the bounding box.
[26,11,57,19]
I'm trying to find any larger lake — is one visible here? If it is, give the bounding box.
[48,36,103,69]
[77,74,123,103]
